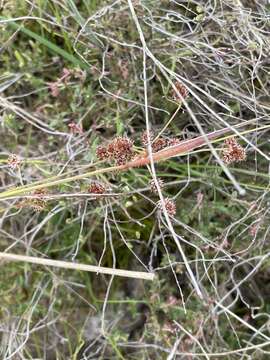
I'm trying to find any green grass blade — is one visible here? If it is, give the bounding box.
[1,18,89,70]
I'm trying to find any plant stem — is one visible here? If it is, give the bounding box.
[0,121,269,200]
[0,252,155,280]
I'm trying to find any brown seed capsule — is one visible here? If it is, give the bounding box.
[152,137,168,152]
[149,178,164,193]
[172,82,189,102]
[96,136,134,165]
[31,199,47,212]
[88,182,107,195]
[96,145,109,161]
[31,189,47,211]
[157,198,176,216]
[167,137,181,147]
[33,189,47,197]
[16,189,47,212]
[107,136,134,165]
[222,138,246,164]
[8,154,21,169]
[141,130,154,146]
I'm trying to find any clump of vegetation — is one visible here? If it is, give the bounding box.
[0,0,270,359]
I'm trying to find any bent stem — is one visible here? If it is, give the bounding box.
[0,121,269,200]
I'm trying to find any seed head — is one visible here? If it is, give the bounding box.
[141,130,169,153]
[150,178,164,193]
[167,137,181,147]
[96,145,109,161]
[222,138,246,164]
[8,154,21,169]
[34,189,47,197]
[96,136,134,165]
[141,130,154,146]
[107,136,134,165]
[16,189,47,212]
[157,198,176,216]
[31,200,47,212]
[152,138,168,152]
[31,189,47,211]
[88,182,107,196]
[172,82,189,102]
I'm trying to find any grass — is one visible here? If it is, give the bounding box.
[0,0,270,359]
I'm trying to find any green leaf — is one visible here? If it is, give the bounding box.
[1,17,89,70]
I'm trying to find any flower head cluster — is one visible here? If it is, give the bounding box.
[96,145,108,160]
[172,82,189,102]
[167,138,181,147]
[96,136,134,165]
[152,138,168,152]
[8,154,21,169]
[150,178,164,194]
[141,130,154,146]
[222,138,246,164]
[157,197,176,216]
[31,189,47,211]
[88,182,108,198]
[16,189,47,212]
[141,130,181,153]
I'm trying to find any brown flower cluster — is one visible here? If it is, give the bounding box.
[222,138,246,164]
[88,182,108,198]
[157,198,176,216]
[141,130,180,153]
[141,130,154,146]
[150,178,164,194]
[96,136,134,165]
[31,189,47,211]
[96,145,108,160]
[151,137,168,152]
[16,189,47,212]
[172,82,189,102]
[8,154,21,169]
[167,138,181,147]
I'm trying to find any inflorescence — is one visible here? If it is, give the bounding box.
[96,136,134,165]
[88,181,109,199]
[150,178,164,194]
[222,138,246,164]
[140,130,181,153]
[172,81,189,102]
[157,198,177,216]
[16,189,47,212]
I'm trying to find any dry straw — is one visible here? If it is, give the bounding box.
[0,252,155,280]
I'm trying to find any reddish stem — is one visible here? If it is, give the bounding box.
[122,126,232,170]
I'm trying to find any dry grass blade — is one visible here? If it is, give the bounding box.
[0,252,155,280]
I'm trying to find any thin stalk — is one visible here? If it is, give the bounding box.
[0,252,155,280]
[153,103,181,142]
